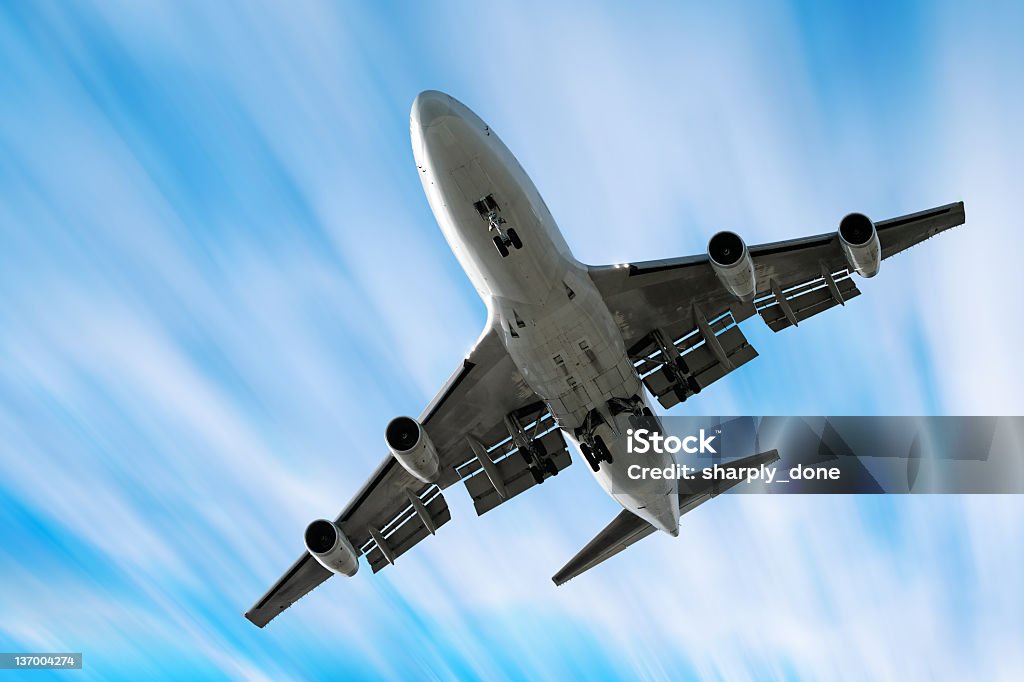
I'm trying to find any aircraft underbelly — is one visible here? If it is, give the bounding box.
[493,275,640,429]
[416,92,679,533]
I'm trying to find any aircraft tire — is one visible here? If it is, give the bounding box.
[507,228,523,249]
[493,236,510,257]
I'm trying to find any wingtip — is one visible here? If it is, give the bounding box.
[243,611,268,629]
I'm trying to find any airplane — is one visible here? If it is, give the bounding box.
[245,90,965,627]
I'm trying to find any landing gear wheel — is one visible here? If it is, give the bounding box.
[580,443,600,472]
[661,365,677,384]
[673,385,688,402]
[493,235,510,258]
[686,376,701,394]
[529,466,544,485]
[531,440,547,458]
[507,228,523,249]
[542,457,558,477]
[674,356,690,375]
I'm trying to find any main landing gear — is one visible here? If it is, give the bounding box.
[652,330,701,403]
[505,410,558,485]
[520,438,558,485]
[579,437,612,473]
[575,410,615,473]
[474,194,523,258]
[575,396,660,472]
[663,356,700,402]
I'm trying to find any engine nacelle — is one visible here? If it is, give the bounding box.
[708,230,756,300]
[385,416,440,483]
[304,519,359,576]
[838,212,880,278]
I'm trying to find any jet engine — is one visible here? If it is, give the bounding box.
[838,212,880,278]
[304,519,359,576]
[385,416,440,483]
[707,230,756,300]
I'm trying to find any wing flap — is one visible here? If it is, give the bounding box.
[632,313,759,409]
[756,269,861,332]
[365,489,452,573]
[463,428,572,516]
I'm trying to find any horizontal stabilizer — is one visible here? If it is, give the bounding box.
[552,508,657,586]
[552,449,780,585]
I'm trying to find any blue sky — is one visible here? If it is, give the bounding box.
[1,1,1022,680]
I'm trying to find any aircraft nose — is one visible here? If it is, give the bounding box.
[411,90,453,130]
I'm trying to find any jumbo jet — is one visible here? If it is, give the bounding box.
[246,91,965,626]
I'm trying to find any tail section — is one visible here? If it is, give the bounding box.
[553,449,779,585]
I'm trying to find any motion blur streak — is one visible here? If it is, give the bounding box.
[1,2,1022,680]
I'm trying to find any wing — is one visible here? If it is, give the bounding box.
[588,202,965,409]
[246,326,574,627]
[553,449,781,585]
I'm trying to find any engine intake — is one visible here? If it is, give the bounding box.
[386,416,440,483]
[304,519,359,576]
[708,230,755,300]
[838,212,880,278]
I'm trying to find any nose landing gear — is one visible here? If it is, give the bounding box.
[492,229,522,258]
[474,194,523,258]
[493,235,509,258]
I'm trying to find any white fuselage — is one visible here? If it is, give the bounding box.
[411,91,679,535]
